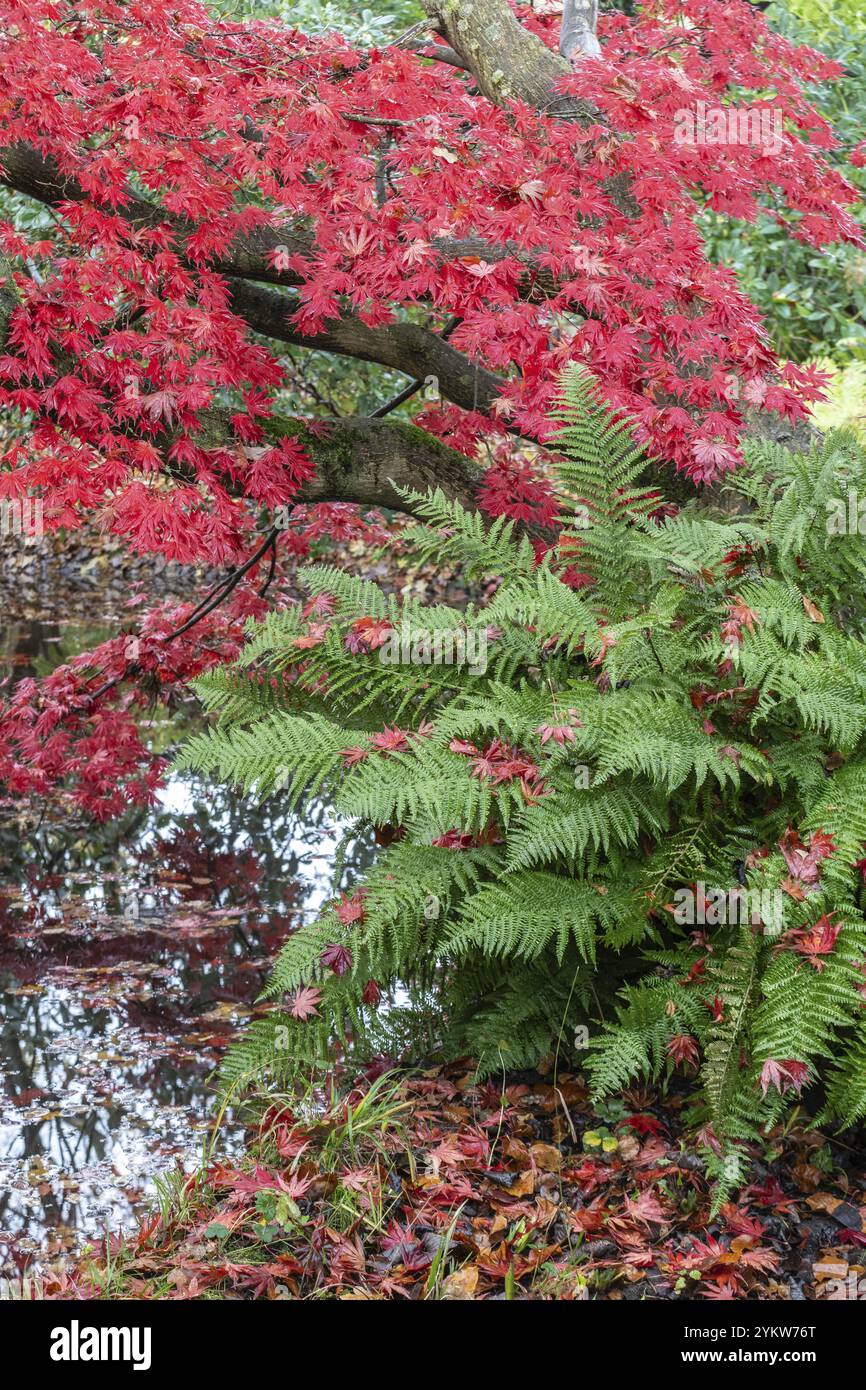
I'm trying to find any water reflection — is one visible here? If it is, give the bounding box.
[0,609,371,1277]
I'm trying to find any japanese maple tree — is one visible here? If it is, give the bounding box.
[0,0,861,813]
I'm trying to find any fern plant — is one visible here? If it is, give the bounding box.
[180,367,866,1197]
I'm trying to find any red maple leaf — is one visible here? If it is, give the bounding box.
[335,892,366,927]
[758,1057,810,1098]
[537,722,575,745]
[370,726,410,754]
[345,617,393,654]
[778,912,841,970]
[362,979,381,1007]
[340,745,369,766]
[320,943,353,976]
[778,827,836,885]
[667,1033,700,1069]
[288,985,322,1021]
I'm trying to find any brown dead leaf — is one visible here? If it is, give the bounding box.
[502,1136,530,1163]
[806,1192,842,1216]
[510,1169,536,1198]
[803,594,825,623]
[617,1131,641,1162]
[441,1265,479,1300]
[530,1142,562,1173]
[792,1162,823,1193]
[780,876,807,902]
[534,1196,560,1226]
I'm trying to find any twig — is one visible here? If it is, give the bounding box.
[166,526,280,641]
[342,113,424,127]
[368,317,461,419]
[258,532,279,598]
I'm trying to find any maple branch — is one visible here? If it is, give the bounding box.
[0,146,557,311]
[406,41,472,72]
[391,20,473,72]
[368,316,462,418]
[188,410,484,515]
[224,280,504,417]
[368,377,427,420]
[0,144,509,420]
[280,416,484,513]
[167,526,280,641]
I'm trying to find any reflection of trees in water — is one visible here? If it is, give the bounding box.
[1,776,372,919]
[0,612,118,683]
[0,773,375,1258]
[0,984,198,1243]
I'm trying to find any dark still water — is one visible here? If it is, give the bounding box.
[0,596,365,1280]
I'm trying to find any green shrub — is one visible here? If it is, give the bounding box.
[700,7,866,364]
[181,369,866,1198]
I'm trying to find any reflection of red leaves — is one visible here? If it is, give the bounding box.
[759,1057,810,1099]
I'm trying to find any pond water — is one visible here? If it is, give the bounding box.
[0,590,366,1280]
